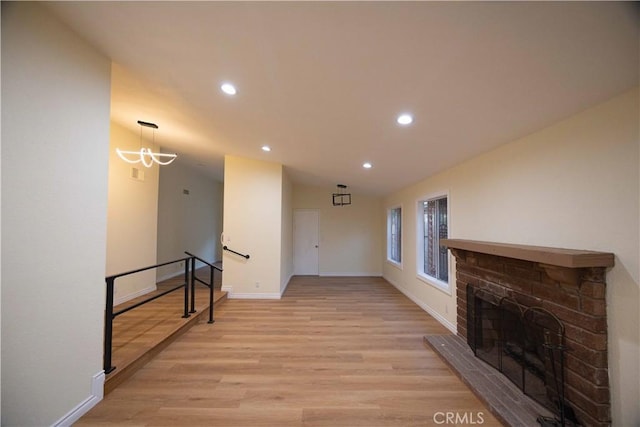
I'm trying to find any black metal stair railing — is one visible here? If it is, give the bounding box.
[222,245,250,259]
[185,251,222,325]
[103,253,221,374]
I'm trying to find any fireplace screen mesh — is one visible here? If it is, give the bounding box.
[467,286,569,424]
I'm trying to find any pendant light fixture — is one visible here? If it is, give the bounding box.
[116,120,177,167]
[332,184,351,206]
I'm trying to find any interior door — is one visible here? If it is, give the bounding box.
[294,209,319,275]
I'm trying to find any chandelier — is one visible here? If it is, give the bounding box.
[116,120,177,167]
[332,184,351,206]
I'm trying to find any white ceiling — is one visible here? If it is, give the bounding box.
[46,2,638,196]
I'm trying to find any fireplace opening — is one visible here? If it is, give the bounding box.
[467,285,579,426]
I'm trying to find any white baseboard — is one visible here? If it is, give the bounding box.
[228,292,282,300]
[114,285,156,306]
[156,269,184,283]
[53,371,104,427]
[384,276,457,334]
[320,272,382,277]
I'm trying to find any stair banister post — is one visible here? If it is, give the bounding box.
[103,276,116,374]
[189,256,196,313]
[208,265,214,323]
[182,260,190,318]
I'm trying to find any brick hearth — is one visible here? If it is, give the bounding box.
[442,239,614,427]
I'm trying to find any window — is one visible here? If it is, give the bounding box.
[417,194,449,290]
[387,206,402,265]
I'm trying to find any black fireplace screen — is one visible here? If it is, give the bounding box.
[467,285,571,426]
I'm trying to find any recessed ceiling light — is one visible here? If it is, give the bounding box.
[261,145,271,152]
[397,113,413,125]
[363,162,372,169]
[221,82,237,96]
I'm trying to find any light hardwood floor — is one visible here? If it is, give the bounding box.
[79,276,501,426]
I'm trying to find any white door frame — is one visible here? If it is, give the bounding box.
[293,209,320,275]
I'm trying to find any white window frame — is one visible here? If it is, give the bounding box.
[386,205,403,268]
[416,191,451,294]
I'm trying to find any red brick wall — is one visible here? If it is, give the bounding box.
[451,249,610,427]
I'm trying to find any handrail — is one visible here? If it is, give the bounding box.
[103,253,223,374]
[114,283,185,317]
[103,257,190,374]
[184,251,220,324]
[223,245,250,259]
[185,251,222,271]
[106,256,191,280]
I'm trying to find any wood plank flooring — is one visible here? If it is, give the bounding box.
[79,276,501,426]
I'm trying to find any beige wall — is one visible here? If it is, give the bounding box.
[293,184,383,276]
[222,155,285,297]
[383,89,639,425]
[1,2,111,424]
[156,161,223,281]
[281,170,294,292]
[106,122,159,304]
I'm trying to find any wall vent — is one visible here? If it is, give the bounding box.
[130,167,145,181]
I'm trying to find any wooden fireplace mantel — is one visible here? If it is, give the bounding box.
[441,239,614,269]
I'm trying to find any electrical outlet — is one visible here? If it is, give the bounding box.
[179,261,184,268]
[255,282,260,288]
[445,305,448,314]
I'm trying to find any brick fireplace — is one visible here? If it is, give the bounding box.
[442,239,614,427]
